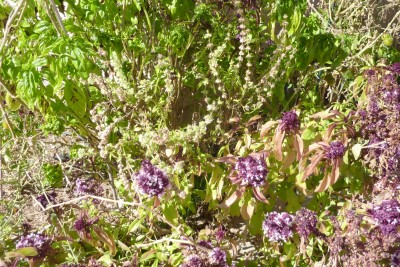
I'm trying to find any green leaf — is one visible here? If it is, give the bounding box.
[64,83,87,118]
[351,144,363,160]
[163,201,179,225]
[5,247,38,258]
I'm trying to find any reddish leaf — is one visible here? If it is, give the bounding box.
[252,187,269,204]
[274,128,286,161]
[246,115,262,126]
[215,155,237,164]
[219,186,246,208]
[260,121,278,138]
[282,150,296,170]
[294,134,304,160]
[323,122,337,141]
[314,169,330,193]
[240,199,255,220]
[302,153,325,181]
[93,227,117,255]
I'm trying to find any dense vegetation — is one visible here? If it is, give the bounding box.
[0,0,400,266]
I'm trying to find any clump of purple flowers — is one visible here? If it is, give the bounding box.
[135,160,169,197]
[215,227,225,243]
[36,191,57,208]
[74,178,102,196]
[391,250,400,267]
[16,233,51,258]
[369,199,400,236]
[358,63,400,179]
[180,254,205,267]
[294,208,318,238]
[73,216,97,233]
[235,156,268,187]
[280,111,300,134]
[325,141,346,160]
[209,247,227,266]
[262,212,294,242]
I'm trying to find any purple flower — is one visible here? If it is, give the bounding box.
[235,156,268,187]
[215,227,225,243]
[389,62,400,74]
[280,111,300,134]
[262,212,294,242]
[209,247,227,266]
[325,141,345,160]
[135,160,169,197]
[369,199,400,236]
[74,178,102,196]
[73,213,98,233]
[16,233,51,258]
[294,208,318,238]
[391,250,400,267]
[36,191,57,208]
[180,254,205,267]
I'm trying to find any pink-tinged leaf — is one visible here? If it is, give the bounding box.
[294,134,304,160]
[5,247,38,259]
[282,150,296,170]
[219,186,246,209]
[315,169,330,193]
[311,110,343,119]
[302,153,325,181]
[252,187,269,204]
[300,236,306,254]
[240,199,255,220]
[260,121,278,138]
[93,226,117,255]
[323,122,337,141]
[246,115,262,126]
[153,196,161,208]
[215,155,237,164]
[330,159,341,184]
[229,173,241,185]
[274,128,286,161]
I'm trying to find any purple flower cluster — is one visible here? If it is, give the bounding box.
[325,141,345,160]
[209,247,227,266]
[74,178,102,196]
[73,217,96,232]
[358,64,400,178]
[16,233,51,258]
[294,208,318,238]
[262,212,294,242]
[135,160,169,197]
[215,227,225,243]
[36,191,57,208]
[235,156,268,187]
[280,111,300,134]
[392,250,400,267]
[180,254,204,267]
[369,199,400,236]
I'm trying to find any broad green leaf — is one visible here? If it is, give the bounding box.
[5,247,38,258]
[64,83,87,118]
[352,144,363,160]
